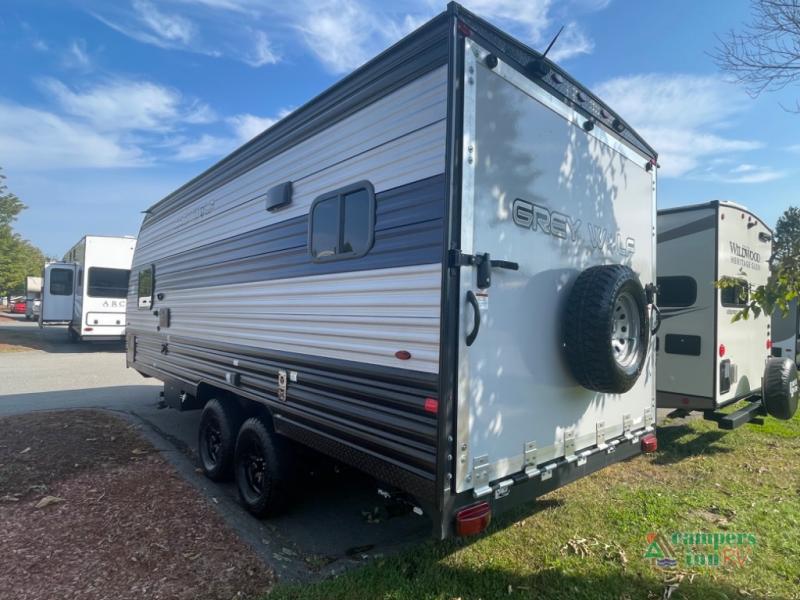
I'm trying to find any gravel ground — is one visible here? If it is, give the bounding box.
[0,410,274,600]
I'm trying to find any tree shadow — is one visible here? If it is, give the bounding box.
[653,423,731,465]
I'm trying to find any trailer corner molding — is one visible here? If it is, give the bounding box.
[512,197,636,256]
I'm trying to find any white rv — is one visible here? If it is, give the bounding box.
[126,4,660,538]
[771,299,798,365]
[40,235,136,342]
[25,276,42,320]
[656,201,798,428]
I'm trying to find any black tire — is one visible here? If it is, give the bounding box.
[198,398,243,481]
[234,417,293,518]
[763,357,799,420]
[563,265,650,394]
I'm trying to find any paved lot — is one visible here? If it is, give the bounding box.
[0,313,429,581]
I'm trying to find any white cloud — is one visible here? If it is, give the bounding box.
[243,29,280,67]
[0,101,145,170]
[133,0,195,44]
[546,22,594,62]
[698,163,786,184]
[595,74,773,178]
[64,39,92,70]
[171,133,231,161]
[88,0,605,73]
[39,78,215,133]
[32,39,49,52]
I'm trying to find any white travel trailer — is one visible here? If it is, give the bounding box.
[126,3,661,538]
[40,235,136,342]
[25,276,42,320]
[771,299,798,365]
[656,201,798,428]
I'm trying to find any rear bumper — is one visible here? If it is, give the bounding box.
[437,426,650,539]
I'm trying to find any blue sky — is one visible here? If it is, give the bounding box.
[1,0,798,257]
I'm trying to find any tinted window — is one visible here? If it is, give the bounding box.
[309,182,374,261]
[721,279,749,307]
[50,268,73,296]
[88,267,130,299]
[657,276,697,307]
[137,267,154,309]
[310,197,339,258]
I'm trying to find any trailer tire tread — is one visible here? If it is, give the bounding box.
[198,398,243,481]
[234,416,293,518]
[563,264,649,394]
[763,357,799,420]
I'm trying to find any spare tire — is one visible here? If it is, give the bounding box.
[763,357,799,420]
[563,264,649,394]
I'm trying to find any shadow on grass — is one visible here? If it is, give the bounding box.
[653,424,731,466]
[273,558,780,600]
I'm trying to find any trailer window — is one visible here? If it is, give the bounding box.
[49,268,73,296]
[720,279,749,307]
[657,276,697,307]
[137,267,154,309]
[87,267,130,299]
[309,181,375,261]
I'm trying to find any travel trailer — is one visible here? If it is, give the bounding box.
[771,298,798,365]
[126,3,660,539]
[25,276,42,320]
[656,201,798,428]
[40,235,136,342]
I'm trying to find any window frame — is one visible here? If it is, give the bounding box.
[657,276,698,308]
[720,278,749,308]
[49,267,74,296]
[137,265,155,310]
[308,180,376,263]
[86,266,131,299]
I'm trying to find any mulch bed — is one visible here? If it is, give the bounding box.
[0,410,274,599]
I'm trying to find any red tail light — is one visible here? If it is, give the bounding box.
[84,327,93,332]
[641,433,658,453]
[423,398,438,414]
[719,344,726,357]
[455,502,491,536]
[767,339,773,350]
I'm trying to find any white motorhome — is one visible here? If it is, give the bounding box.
[126,3,660,538]
[771,299,798,365]
[656,201,798,428]
[40,235,136,342]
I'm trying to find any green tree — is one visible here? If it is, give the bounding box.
[719,206,800,321]
[0,167,45,296]
[0,169,27,228]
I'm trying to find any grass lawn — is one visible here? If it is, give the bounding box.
[270,412,800,600]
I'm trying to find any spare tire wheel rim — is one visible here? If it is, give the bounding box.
[611,289,642,375]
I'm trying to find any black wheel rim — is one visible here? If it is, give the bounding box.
[202,416,222,468]
[242,439,266,496]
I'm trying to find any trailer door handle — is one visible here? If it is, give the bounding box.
[466,290,481,346]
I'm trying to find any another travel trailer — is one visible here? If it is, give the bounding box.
[656,201,798,428]
[40,235,136,342]
[126,3,661,539]
[24,276,42,320]
[771,298,798,365]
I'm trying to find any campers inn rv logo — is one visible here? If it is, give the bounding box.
[512,198,636,257]
[644,531,756,569]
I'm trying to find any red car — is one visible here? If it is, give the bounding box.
[11,300,27,314]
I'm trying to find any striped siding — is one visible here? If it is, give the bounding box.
[135,66,448,265]
[129,263,442,373]
[142,175,444,292]
[133,335,439,499]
